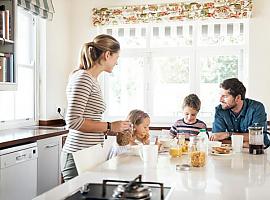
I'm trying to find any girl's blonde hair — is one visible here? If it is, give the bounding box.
[74,34,120,72]
[127,109,149,126]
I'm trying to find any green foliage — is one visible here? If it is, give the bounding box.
[158,57,189,84]
[201,56,238,83]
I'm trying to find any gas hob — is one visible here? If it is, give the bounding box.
[65,175,172,200]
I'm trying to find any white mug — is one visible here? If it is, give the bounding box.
[139,144,158,168]
[232,135,244,153]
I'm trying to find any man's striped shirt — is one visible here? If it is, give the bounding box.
[63,70,106,153]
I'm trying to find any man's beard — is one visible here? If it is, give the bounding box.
[221,102,237,110]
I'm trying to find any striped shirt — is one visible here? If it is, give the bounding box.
[63,70,106,153]
[170,118,208,138]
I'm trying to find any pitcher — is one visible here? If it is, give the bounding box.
[248,123,270,154]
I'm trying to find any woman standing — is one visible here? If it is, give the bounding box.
[61,34,131,182]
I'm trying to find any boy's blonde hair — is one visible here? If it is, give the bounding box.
[182,94,201,112]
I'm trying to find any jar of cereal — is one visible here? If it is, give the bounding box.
[188,136,207,167]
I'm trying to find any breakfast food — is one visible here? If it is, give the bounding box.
[190,151,206,167]
[117,130,132,146]
[169,147,182,157]
[212,147,230,154]
[181,141,188,153]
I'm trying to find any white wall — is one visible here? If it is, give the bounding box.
[39,0,72,120]
[68,0,184,72]
[42,0,270,120]
[249,0,270,115]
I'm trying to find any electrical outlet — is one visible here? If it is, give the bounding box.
[57,107,61,113]
[56,106,62,114]
[56,106,66,119]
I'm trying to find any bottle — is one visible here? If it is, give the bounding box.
[198,129,208,138]
[188,136,207,167]
[198,129,209,155]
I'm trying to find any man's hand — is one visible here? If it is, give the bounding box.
[210,132,229,141]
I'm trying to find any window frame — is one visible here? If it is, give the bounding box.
[0,8,39,130]
[98,19,249,126]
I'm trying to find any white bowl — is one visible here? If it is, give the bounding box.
[128,145,141,156]
[208,141,222,150]
[159,139,173,148]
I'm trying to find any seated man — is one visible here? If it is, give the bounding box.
[210,78,270,147]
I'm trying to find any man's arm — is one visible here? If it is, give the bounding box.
[210,131,249,147]
[251,102,267,130]
[251,102,269,146]
[210,108,230,141]
[210,132,230,141]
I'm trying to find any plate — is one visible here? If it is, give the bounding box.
[211,151,232,156]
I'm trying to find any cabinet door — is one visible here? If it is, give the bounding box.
[37,136,61,195]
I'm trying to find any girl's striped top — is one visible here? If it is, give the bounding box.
[63,70,106,153]
[170,118,208,138]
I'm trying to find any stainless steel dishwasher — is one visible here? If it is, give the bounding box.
[0,142,38,200]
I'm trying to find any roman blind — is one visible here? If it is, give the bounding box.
[17,0,55,20]
[92,0,252,26]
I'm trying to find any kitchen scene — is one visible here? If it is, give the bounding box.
[1,0,270,199]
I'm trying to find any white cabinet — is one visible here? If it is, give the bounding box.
[37,136,61,195]
[0,143,38,200]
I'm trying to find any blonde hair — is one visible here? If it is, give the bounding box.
[74,34,120,72]
[127,109,150,126]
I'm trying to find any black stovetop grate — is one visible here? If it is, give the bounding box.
[65,175,171,200]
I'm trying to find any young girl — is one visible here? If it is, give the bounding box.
[128,109,150,145]
[170,94,208,139]
[108,109,150,159]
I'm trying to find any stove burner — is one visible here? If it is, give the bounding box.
[112,181,152,199]
[66,175,170,200]
[102,175,164,200]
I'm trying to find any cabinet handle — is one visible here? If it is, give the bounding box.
[16,154,27,161]
[45,144,58,148]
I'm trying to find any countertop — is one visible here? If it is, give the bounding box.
[33,149,270,200]
[0,126,68,149]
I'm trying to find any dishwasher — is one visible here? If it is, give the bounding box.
[0,142,38,200]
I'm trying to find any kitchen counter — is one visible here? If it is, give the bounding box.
[34,149,270,200]
[0,126,68,149]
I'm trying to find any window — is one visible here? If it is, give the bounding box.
[99,19,249,125]
[0,8,37,128]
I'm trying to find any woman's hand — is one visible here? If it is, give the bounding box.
[111,120,132,133]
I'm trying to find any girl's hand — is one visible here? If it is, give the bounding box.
[142,134,150,144]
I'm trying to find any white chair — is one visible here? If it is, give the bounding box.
[72,144,105,175]
[103,136,116,160]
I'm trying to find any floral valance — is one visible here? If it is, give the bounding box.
[92,0,252,26]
